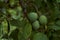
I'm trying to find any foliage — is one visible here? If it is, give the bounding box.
[0,0,60,40]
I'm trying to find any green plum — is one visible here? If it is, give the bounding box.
[39,15,47,25]
[28,12,38,22]
[32,20,40,30]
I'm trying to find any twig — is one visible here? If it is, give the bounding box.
[27,2,41,16]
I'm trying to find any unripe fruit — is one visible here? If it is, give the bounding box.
[32,20,40,30]
[39,15,47,25]
[28,12,38,22]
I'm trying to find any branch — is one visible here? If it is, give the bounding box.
[27,2,41,16]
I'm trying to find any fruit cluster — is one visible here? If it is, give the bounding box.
[28,12,47,30]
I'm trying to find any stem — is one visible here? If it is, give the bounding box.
[19,0,31,22]
[45,25,47,30]
[19,0,27,17]
[44,24,48,34]
[27,2,41,16]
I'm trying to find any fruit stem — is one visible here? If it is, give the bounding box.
[45,25,47,31]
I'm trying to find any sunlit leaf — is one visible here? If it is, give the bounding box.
[2,19,8,34]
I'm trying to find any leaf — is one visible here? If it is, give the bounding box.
[8,25,17,36]
[10,25,17,32]
[2,19,8,34]
[10,19,27,28]
[48,25,60,31]
[18,23,32,40]
[32,32,49,40]
[23,23,32,39]
[7,9,22,20]
[9,28,19,40]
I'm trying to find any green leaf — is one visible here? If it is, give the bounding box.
[18,23,32,40]
[32,32,49,40]
[8,25,17,36]
[48,25,60,31]
[2,19,8,34]
[9,28,19,40]
[10,19,27,28]
[23,23,32,39]
[7,9,22,19]
[10,25,17,32]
